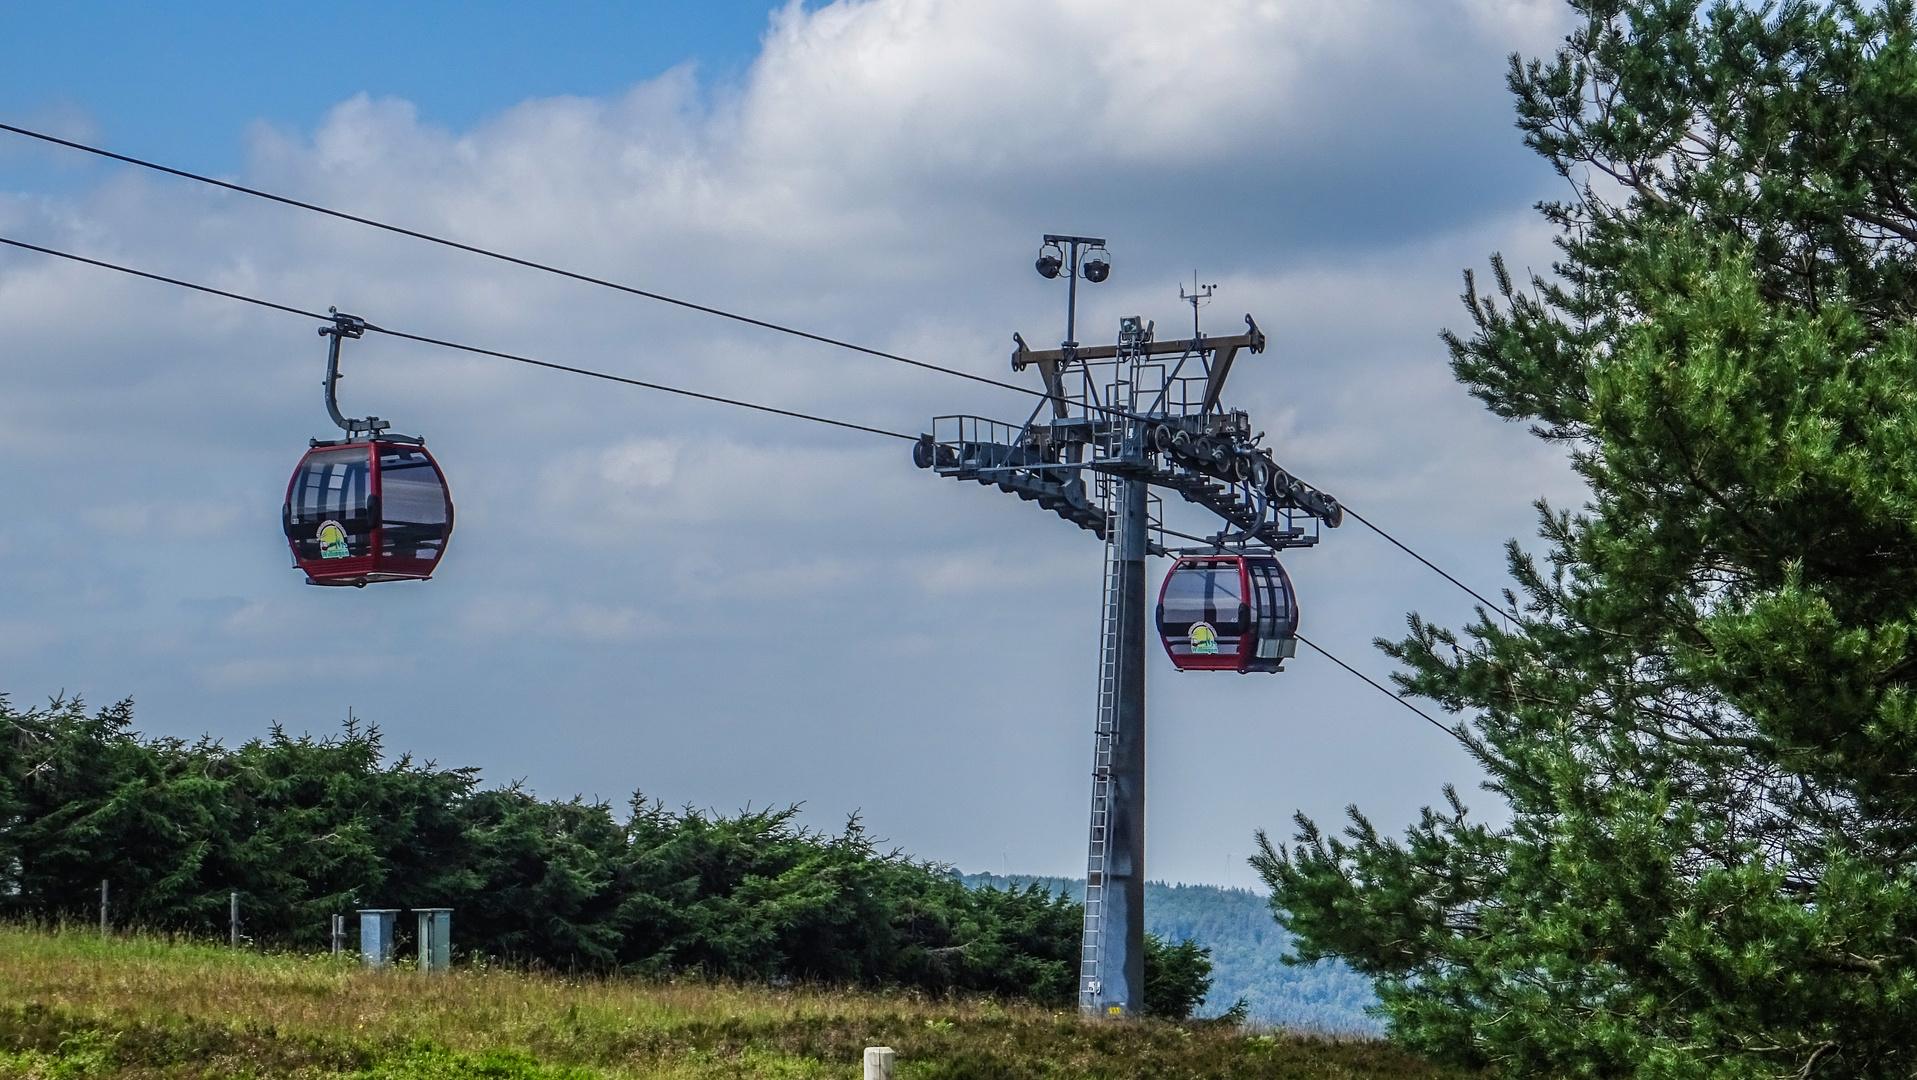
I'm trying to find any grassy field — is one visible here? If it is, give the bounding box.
[0,927,1456,1080]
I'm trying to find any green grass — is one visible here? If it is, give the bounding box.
[0,926,1455,1079]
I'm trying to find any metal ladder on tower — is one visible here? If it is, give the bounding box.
[1078,475,1125,1014]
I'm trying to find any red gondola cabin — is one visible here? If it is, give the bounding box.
[1156,554,1298,673]
[284,440,453,586]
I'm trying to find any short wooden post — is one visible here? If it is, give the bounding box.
[863,1046,895,1080]
[229,892,240,948]
[98,880,108,934]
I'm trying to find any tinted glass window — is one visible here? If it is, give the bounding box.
[379,448,449,560]
[1161,562,1245,631]
[288,447,372,560]
[1248,559,1297,637]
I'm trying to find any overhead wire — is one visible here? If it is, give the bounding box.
[0,236,323,322]
[0,122,1523,621]
[1343,506,1517,622]
[0,234,1496,738]
[0,120,1138,423]
[0,120,1519,732]
[0,235,914,441]
[1295,633,1466,744]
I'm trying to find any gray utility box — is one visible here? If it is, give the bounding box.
[415,908,452,973]
[357,909,400,967]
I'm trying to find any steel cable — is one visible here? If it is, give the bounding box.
[0,121,1137,421]
[0,122,1526,620]
[1343,507,1518,622]
[1295,633,1467,743]
[0,234,1503,736]
[0,235,914,441]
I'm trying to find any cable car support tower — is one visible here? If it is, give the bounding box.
[913,236,1344,1018]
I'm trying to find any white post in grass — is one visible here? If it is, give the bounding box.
[863,1046,895,1080]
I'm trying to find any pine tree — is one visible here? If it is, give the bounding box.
[1255,2,1917,1076]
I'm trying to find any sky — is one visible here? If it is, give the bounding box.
[0,0,1587,888]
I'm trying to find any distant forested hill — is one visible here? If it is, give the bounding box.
[960,873,1378,1032]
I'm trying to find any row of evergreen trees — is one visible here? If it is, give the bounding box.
[0,693,1174,1006]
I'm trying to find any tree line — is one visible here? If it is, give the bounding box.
[0,693,1209,1016]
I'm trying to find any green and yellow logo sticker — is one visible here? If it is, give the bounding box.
[1189,621,1220,654]
[317,520,350,559]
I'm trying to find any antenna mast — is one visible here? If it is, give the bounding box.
[1180,273,1216,339]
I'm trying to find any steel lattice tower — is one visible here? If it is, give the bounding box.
[914,235,1343,1017]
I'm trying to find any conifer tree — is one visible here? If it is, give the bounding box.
[1255,2,1917,1075]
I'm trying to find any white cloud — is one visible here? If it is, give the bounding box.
[82,499,245,539]
[0,619,51,655]
[0,101,99,166]
[741,0,1564,179]
[904,548,1085,597]
[194,653,402,691]
[598,439,681,488]
[0,0,1581,887]
[555,602,668,643]
[457,591,667,643]
[535,438,908,541]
